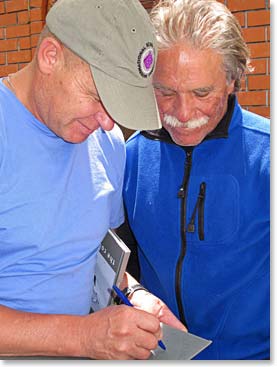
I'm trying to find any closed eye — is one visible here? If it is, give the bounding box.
[159,90,176,97]
[154,84,176,97]
[193,88,213,98]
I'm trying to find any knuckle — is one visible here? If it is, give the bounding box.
[117,340,129,354]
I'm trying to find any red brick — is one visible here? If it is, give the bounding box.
[247,58,267,74]
[240,78,246,90]
[19,37,31,50]
[0,28,5,40]
[140,0,154,9]
[17,10,30,24]
[248,106,270,118]
[30,21,44,35]
[248,42,270,58]
[242,26,265,42]
[6,24,30,38]
[0,2,5,14]
[0,53,5,64]
[247,10,270,26]
[31,34,39,48]
[6,0,28,13]
[266,26,270,41]
[248,75,270,90]
[30,8,44,21]
[234,12,245,27]
[0,64,18,77]
[228,0,265,11]
[0,39,17,52]
[237,90,266,105]
[0,13,17,26]
[7,49,32,63]
[30,0,45,8]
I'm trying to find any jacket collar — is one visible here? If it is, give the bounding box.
[141,94,236,146]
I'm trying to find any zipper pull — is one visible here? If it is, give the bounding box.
[187,222,196,232]
[178,187,185,198]
[187,196,200,233]
[187,182,206,235]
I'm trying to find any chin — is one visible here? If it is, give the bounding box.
[169,131,205,147]
[60,133,89,144]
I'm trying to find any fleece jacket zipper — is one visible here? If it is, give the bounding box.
[176,148,193,327]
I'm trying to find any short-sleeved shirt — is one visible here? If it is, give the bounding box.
[0,79,125,315]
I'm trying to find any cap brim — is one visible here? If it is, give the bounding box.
[90,66,161,131]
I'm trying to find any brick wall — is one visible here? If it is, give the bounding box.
[0,0,46,77]
[218,0,270,118]
[0,0,270,119]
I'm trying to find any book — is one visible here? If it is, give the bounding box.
[91,229,131,312]
[149,323,212,360]
[90,231,212,360]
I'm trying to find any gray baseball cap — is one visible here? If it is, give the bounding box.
[46,0,161,131]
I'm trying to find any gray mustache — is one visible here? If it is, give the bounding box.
[164,114,209,129]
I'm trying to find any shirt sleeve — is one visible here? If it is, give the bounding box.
[109,125,126,229]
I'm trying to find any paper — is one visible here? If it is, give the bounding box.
[149,323,212,360]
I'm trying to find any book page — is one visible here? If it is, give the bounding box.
[149,323,212,360]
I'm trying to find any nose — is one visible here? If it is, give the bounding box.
[94,110,114,131]
[174,93,194,123]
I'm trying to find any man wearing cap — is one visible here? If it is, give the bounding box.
[120,0,270,360]
[0,0,185,360]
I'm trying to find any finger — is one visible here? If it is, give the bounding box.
[135,309,160,334]
[135,330,159,352]
[131,346,153,360]
[158,306,187,331]
[113,331,157,360]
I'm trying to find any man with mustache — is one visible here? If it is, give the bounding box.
[0,0,186,360]
[120,0,270,360]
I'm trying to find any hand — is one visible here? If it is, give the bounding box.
[130,290,187,332]
[79,305,162,360]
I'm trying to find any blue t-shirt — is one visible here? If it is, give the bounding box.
[0,79,125,315]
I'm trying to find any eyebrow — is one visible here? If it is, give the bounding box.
[154,83,215,94]
[153,83,176,93]
[193,86,214,93]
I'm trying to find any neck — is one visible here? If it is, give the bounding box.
[4,64,38,115]
[5,74,17,96]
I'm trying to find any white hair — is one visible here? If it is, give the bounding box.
[150,0,253,92]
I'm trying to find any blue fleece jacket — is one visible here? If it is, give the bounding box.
[123,97,270,360]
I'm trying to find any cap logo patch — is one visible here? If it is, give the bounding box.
[137,42,155,78]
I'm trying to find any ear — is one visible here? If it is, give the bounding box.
[36,37,64,75]
[227,79,236,95]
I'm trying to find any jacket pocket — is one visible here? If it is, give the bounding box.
[187,175,239,245]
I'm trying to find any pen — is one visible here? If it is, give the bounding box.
[112,285,166,351]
